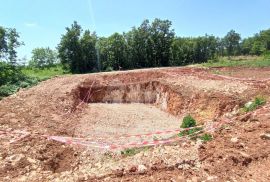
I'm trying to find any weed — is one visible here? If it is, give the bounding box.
[199,133,213,142]
[243,96,266,112]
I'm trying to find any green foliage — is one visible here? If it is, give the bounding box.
[0,62,39,99]
[22,65,65,80]
[181,115,196,128]
[0,84,18,99]
[199,133,213,142]
[57,21,98,73]
[0,26,23,65]
[29,47,58,68]
[202,56,270,68]
[223,30,241,56]
[178,115,202,137]
[243,96,266,112]
[0,27,8,58]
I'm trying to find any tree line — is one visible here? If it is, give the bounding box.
[57,19,270,73]
[1,19,270,74]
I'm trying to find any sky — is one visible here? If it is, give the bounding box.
[1,0,270,59]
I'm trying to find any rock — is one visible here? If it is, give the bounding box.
[7,154,25,165]
[239,113,251,122]
[230,137,238,143]
[245,101,253,108]
[138,164,147,174]
[260,132,270,140]
[129,165,137,173]
[207,176,218,181]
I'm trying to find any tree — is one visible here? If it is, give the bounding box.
[57,21,98,73]
[125,19,174,68]
[223,30,241,56]
[7,28,24,65]
[57,21,82,73]
[0,26,7,59]
[260,29,270,51]
[149,19,175,67]
[29,47,58,68]
[80,30,98,72]
[107,33,129,70]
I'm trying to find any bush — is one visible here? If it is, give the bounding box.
[180,115,196,128]
[0,84,18,98]
[178,115,203,137]
[105,66,114,72]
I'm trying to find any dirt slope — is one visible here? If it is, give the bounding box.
[0,67,269,181]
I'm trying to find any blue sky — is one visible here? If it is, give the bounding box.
[1,0,270,59]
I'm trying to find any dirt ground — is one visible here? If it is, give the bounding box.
[0,66,270,181]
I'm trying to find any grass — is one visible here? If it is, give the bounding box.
[202,55,270,68]
[22,65,66,80]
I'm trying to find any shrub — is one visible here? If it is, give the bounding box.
[105,66,114,72]
[178,115,203,137]
[180,115,196,128]
[0,84,18,98]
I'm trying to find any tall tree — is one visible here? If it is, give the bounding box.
[58,21,82,73]
[149,19,175,67]
[7,28,23,65]
[80,30,98,72]
[223,30,241,56]
[58,21,98,73]
[0,26,7,59]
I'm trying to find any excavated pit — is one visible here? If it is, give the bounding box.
[76,80,242,118]
[73,80,243,140]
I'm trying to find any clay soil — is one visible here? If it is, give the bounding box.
[0,66,270,181]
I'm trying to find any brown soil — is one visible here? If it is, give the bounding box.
[0,66,270,181]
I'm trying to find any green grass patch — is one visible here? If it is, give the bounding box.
[202,56,270,68]
[22,65,66,80]
[242,96,267,112]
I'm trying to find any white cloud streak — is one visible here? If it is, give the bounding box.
[24,22,38,27]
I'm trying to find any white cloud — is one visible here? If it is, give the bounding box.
[24,22,38,27]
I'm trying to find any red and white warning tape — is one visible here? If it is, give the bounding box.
[0,118,232,150]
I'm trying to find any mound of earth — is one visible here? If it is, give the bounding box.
[0,67,269,181]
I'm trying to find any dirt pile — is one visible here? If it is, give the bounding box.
[0,67,269,181]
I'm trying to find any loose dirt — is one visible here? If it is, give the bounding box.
[0,66,270,181]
